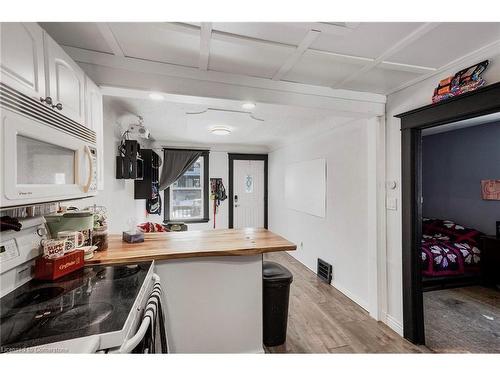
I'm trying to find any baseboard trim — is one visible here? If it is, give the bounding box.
[286,252,372,314]
[385,313,404,336]
[331,280,370,313]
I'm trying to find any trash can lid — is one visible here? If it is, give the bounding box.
[263,261,293,283]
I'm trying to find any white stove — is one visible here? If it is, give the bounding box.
[0,218,168,353]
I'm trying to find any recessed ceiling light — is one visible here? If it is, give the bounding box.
[210,126,231,136]
[148,92,165,101]
[242,102,256,110]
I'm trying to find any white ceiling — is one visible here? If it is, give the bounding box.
[104,94,354,151]
[40,22,500,95]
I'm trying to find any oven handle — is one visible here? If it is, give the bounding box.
[82,145,94,193]
[120,309,155,353]
[119,274,162,353]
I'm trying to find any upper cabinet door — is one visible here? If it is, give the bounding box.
[85,76,104,190]
[45,34,86,125]
[0,23,46,99]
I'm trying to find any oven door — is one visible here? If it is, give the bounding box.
[1,108,97,208]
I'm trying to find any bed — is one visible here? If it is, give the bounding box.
[421,218,483,289]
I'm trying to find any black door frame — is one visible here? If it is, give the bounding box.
[228,153,268,229]
[395,82,500,345]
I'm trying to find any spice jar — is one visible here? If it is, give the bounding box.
[93,225,108,251]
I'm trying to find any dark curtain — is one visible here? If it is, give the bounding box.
[159,149,202,191]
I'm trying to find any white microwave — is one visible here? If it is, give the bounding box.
[0,83,98,208]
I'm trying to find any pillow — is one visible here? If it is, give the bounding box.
[422,218,483,245]
[137,222,168,233]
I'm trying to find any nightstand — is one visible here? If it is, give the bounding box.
[480,235,500,288]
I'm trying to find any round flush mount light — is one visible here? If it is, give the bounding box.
[242,102,256,110]
[210,126,231,136]
[148,92,165,101]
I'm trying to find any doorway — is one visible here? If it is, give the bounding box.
[396,82,500,346]
[228,153,268,229]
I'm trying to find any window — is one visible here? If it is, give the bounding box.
[164,151,209,223]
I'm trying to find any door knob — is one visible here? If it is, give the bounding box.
[40,96,53,106]
[52,103,63,111]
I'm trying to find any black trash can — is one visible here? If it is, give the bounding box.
[263,261,293,346]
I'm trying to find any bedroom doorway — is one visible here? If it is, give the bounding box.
[420,119,500,352]
[396,82,500,348]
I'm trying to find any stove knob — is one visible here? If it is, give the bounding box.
[37,227,47,237]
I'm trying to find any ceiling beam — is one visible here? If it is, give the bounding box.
[129,21,436,76]
[199,23,212,71]
[380,61,436,74]
[64,45,386,106]
[96,23,124,57]
[67,50,386,115]
[333,22,440,88]
[272,29,321,81]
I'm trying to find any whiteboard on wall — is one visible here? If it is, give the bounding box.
[285,158,326,218]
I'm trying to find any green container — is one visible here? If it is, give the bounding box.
[44,211,94,237]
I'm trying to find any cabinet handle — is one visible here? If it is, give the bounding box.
[40,96,53,106]
[52,103,63,111]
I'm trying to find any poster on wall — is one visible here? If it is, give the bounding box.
[285,158,326,217]
[481,179,500,200]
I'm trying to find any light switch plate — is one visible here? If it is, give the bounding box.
[386,197,398,211]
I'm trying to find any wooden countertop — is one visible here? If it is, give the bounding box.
[86,228,296,265]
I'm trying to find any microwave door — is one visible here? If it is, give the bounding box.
[1,109,97,207]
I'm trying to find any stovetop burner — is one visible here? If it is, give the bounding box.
[109,265,140,280]
[95,264,141,280]
[12,287,65,309]
[48,302,114,332]
[0,261,152,351]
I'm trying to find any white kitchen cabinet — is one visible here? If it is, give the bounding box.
[44,33,86,126]
[85,76,104,190]
[0,23,46,100]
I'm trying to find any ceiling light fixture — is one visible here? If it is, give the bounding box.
[210,126,231,136]
[242,102,256,110]
[148,92,165,101]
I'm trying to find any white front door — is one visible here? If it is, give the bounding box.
[233,159,265,228]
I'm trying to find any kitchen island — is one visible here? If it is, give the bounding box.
[87,228,296,265]
[88,228,296,353]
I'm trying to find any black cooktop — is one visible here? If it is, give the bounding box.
[0,262,153,352]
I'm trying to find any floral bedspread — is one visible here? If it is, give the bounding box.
[421,218,482,277]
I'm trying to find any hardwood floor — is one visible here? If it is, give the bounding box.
[423,286,500,353]
[264,252,428,353]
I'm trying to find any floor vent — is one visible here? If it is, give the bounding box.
[317,258,332,284]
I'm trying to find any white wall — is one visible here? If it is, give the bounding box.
[384,49,500,334]
[70,107,145,233]
[269,118,378,312]
[70,103,232,234]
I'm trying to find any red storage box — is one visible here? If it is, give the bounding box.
[34,250,84,280]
